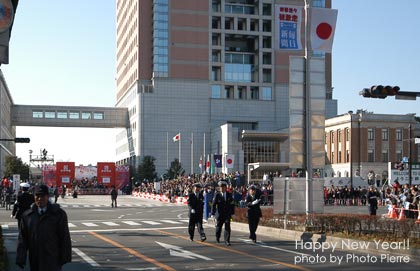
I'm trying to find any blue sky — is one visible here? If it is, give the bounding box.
[3,0,420,165]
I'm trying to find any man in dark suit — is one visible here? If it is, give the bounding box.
[187,183,206,242]
[246,185,262,243]
[211,181,235,246]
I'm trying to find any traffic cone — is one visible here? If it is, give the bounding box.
[387,205,392,218]
[389,205,398,219]
[398,208,405,221]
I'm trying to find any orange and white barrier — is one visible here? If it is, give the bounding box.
[132,192,188,205]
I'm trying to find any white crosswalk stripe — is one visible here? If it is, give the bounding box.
[142,221,161,225]
[122,221,141,226]
[82,223,99,227]
[160,220,182,224]
[68,223,76,228]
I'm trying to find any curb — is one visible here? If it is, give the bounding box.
[231,222,420,261]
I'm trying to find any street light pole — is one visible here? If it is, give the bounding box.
[408,124,412,186]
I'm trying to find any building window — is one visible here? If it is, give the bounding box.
[224,86,234,99]
[262,87,272,100]
[45,111,55,119]
[211,85,221,98]
[238,86,247,99]
[338,151,342,163]
[368,149,374,162]
[381,149,388,162]
[382,128,388,141]
[325,133,327,144]
[338,130,341,143]
[81,112,91,119]
[396,150,402,163]
[346,128,350,141]
[32,111,43,118]
[69,112,79,119]
[93,112,104,120]
[396,129,402,141]
[57,111,68,119]
[346,150,350,163]
[330,131,334,144]
[331,151,334,163]
[250,87,259,100]
[367,128,374,141]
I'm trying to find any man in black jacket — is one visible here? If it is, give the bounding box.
[16,184,72,271]
[246,185,262,243]
[211,181,235,246]
[187,183,206,242]
[12,183,34,227]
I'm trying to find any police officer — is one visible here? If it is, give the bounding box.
[12,183,34,227]
[211,181,235,246]
[367,186,379,216]
[187,183,206,242]
[246,185,262,243]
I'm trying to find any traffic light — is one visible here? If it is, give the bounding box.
[359,85,400,99]
[14,137,30,143]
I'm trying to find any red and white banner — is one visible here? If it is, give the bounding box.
[56,162,75,187]
[115,165,130,190]
[225,154,235,169]
[198,156,203,170]
[42,164,57,187]
[173,133,180,142]
[97,162,116,186]
[310,7,338,53]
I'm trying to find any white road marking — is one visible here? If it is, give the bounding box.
[122,221,141,226]
[142,221,161,225]
[238,238,311,256]
[82,223,99,227]
[160,220,181,224]
[68,223,76,228]
[73,248,100,267]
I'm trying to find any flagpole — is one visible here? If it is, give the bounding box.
[203,132,206,166]
[304,0,313,216]
[166,132,169,169]
[179,132,181,164]
[191,132,194,174]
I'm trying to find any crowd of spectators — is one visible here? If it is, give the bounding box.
[324,181,420,211]
[132,172,274,206]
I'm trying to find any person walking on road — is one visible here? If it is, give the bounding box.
[246,185,262,243]
[12,183,34,227]
[16,184,72,271]
[211,181,235,246]
[53,186,60,203]
[111,185,118,208]
[187,183,206,242]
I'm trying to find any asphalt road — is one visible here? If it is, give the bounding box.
[1,195,418,271]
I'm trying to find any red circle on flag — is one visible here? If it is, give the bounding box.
[316,22,333,40]
[227,158,233,164]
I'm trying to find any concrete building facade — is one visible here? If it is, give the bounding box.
[115,0,337,175]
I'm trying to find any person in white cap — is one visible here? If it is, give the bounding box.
[12,182,34,227]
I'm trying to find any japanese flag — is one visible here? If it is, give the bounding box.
[173,133,180,142]
[310,7,338,53]
[225,154,235,169]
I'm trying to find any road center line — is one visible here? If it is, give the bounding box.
[156,230,313,271]
[89,231,176,271]
[72,248,100,267]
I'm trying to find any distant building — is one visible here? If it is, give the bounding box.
[115,0,337,175]
[324,110,419,185]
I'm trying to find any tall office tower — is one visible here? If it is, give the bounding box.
[115,0,336,176]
